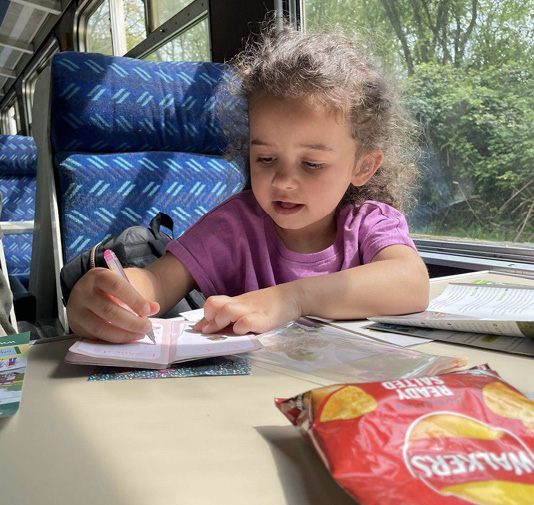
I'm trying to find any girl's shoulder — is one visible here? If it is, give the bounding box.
[181,189,263,233]
[342,200,407,223]
[208,189,262,218]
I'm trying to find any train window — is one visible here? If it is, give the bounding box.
[124,0,148,51]
[149,0,196,29]
[79,0,208,59]
[85,0,114,55]
[302,0,534,252]
[1,96,21,135]
[143,17,210,62]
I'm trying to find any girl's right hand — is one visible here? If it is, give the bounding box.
[66,267,159,343]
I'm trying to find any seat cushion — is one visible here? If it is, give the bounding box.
[51,53,233,155]
[0,135,37,176]
[2,234,32,284]
[55,150,246,262]
[0,175,36,285]
[0,175,36,222]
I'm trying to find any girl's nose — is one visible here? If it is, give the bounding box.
[272,165,298,190]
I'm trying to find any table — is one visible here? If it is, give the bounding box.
[1,271,533,505]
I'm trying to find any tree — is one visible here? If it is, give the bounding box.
[408,62,534,241]
[305,0,534,73]
[305,0,534,242]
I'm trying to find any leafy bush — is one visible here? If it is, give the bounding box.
[408,62,534,242]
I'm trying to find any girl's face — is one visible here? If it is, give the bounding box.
[249,94,382,253]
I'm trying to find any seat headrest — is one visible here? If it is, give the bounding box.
[51,52,233,155]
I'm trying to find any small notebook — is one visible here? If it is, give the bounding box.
[65,319,261,369]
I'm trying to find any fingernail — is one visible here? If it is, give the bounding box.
[143,321,153,333]
[140,303,151,316]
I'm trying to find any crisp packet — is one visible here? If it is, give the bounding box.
[276,366,534,505]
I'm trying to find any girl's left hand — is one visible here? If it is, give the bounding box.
[193,284,302,335]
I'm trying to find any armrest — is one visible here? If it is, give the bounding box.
[0,221,34,235]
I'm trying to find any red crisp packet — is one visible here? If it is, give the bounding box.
[276,367,534,505]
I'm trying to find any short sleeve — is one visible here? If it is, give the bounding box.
[164,191,272,297]
[356,203,417,264]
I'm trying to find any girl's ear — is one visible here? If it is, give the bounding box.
[352,150,384,187]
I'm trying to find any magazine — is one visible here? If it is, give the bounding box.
[370,283,534,338]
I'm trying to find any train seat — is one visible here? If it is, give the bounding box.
[30,52,245,330]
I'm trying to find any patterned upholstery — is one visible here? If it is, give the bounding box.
[50,52,245,263]
[0,134,37,285]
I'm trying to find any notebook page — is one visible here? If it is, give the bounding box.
[170,321,260,363]
[68,318,172,367]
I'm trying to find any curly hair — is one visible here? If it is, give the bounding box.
[217,21,420,212]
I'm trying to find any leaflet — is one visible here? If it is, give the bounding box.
[0,331,30,418]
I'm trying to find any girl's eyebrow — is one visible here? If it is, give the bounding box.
[250,139,333,152]
[250,139,271,147]
[299,143,334,152]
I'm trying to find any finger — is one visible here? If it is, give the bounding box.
[193,317,207,331]
[146,300,160,316]
[73,308,150,343]
[201,302,249,333]
[87,290,153,337]
[232,313,269,335]
[233,314,267,335]
[93,269,152,317]
[202,295,232,323]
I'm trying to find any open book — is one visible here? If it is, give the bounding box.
[65,318,261,369]
[369,283,534,338]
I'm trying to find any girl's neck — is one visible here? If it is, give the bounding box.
[273,216,338,254]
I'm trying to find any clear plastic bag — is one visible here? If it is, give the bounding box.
[250,319,467,383]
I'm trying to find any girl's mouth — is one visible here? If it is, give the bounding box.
[273,201,304,215]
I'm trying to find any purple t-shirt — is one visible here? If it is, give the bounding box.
[166,190,416,298]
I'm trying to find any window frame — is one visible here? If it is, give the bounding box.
[21,38,59,136]
[1,93,21,135]
[76,0,118,54]
[125,0,209,60]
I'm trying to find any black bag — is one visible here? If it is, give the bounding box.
[60,213,175,303]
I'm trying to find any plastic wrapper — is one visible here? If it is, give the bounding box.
[276,366,534,505]
[251,320,466,382]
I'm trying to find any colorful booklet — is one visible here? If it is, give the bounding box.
[65,319,261,369]
[0,331,30,418]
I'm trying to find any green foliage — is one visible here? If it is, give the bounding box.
[305,0,534,74]
[305,0,534,242]
[407,62,534,241]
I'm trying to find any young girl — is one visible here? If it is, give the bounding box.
[66,24,430,343]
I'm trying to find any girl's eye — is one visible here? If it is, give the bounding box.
[303,161,324,170]
[257,157,276,165]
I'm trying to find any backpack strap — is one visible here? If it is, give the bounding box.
[149,213,174,239]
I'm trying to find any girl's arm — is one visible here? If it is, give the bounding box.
[67,253,195,342]
[294,245,429,319]
[195,245,429,334]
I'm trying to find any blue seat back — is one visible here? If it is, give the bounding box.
[0,134,37,286]
[50,52,245,263]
